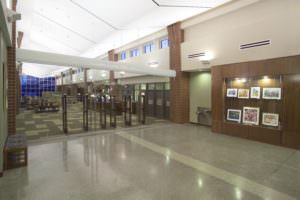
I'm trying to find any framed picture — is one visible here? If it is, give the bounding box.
[243,107,260,125]
[262,88,281,100]
[238,89,249,99]
[262,113,279,127]
[250,87,260,99]
[227,109,241,123]
[227,88,238,97]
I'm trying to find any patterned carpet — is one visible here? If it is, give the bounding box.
[16,103,167,140]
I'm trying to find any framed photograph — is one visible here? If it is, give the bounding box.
[243,107,260,125]
[250,87,260,99]
[226,88,238,97]
[227,109,241,123]
[262,88,281,100]
[238,89,249,99]
[262,113,279,127]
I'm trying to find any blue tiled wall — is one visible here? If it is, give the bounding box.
[21,75,56,97]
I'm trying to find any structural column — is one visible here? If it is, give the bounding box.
[168,22,189,123]
[108,50,117,85]
[61,72,64,94]
[84,68,88,94]
[7,0,17,134]
[108,50,122,100]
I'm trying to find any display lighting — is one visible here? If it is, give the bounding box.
[262,75,271,83]
[101,73,106,77]
[235,78,247,83]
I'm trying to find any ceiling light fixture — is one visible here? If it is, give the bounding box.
[148,61,159,68]
[151,0,212,9]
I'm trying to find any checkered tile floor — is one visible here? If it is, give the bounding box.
[16,103,167,140]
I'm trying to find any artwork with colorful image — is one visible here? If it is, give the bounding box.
[262,113,279,127]
[227,109,242,123]
[227,88,238,97]
[250,87,260,99]
[238,89,249,99]
[243,107,260,125]
[262,88,281,100]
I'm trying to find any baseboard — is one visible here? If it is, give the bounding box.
[189,122,211,127]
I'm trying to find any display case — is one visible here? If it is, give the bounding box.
[224,75,282,131]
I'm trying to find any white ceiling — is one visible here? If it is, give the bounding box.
[16,0,231,77]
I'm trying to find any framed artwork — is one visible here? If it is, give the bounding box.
[243,107,260,125]
[250,87,260,99]
[227,109,241,123]
[262,88,281,100]
[262,113,279,127]
[238,89,249,99]
[226,88,238,97]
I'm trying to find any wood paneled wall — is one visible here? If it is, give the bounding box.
[211,55,300,149]
[168,22,190,123]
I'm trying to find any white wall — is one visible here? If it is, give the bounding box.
[181,0,300,71]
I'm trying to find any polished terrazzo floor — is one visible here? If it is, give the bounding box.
[1,123,300,200]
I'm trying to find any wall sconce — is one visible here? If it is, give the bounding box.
[198,51,214,64]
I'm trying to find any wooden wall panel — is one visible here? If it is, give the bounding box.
[222,122,249,138]
[221,63,248,78]
[248,126,281,146]
[212,55,300,149]
[282,74,300,149]
[211,66,223,132]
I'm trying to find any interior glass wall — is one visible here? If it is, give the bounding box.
[21,75,56,97]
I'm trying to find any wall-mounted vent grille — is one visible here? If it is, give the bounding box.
[240,40,271,50]
[188,52,205,59]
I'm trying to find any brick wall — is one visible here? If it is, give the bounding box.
[168,22,190,123]
[7,0,17,134]
[108,50,122,100]
[108,50,117,85]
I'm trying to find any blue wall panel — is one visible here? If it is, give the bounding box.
[21,75,56,97]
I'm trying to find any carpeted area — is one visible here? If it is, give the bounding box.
[16,103,167,140]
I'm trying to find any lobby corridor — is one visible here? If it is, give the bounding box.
[0,124,299,200]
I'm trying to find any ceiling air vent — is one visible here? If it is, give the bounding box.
[240,40,271,50]
[188,52,205,59]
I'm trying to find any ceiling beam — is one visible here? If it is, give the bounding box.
[16,48,176,77]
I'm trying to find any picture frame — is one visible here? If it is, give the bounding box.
[250,87,260,99]
[226,88,238,97]
[227,109,242,123]
[262,113,279,127]
[238,89,249,99]
[243,107,260,125]
[262,88,281,100]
